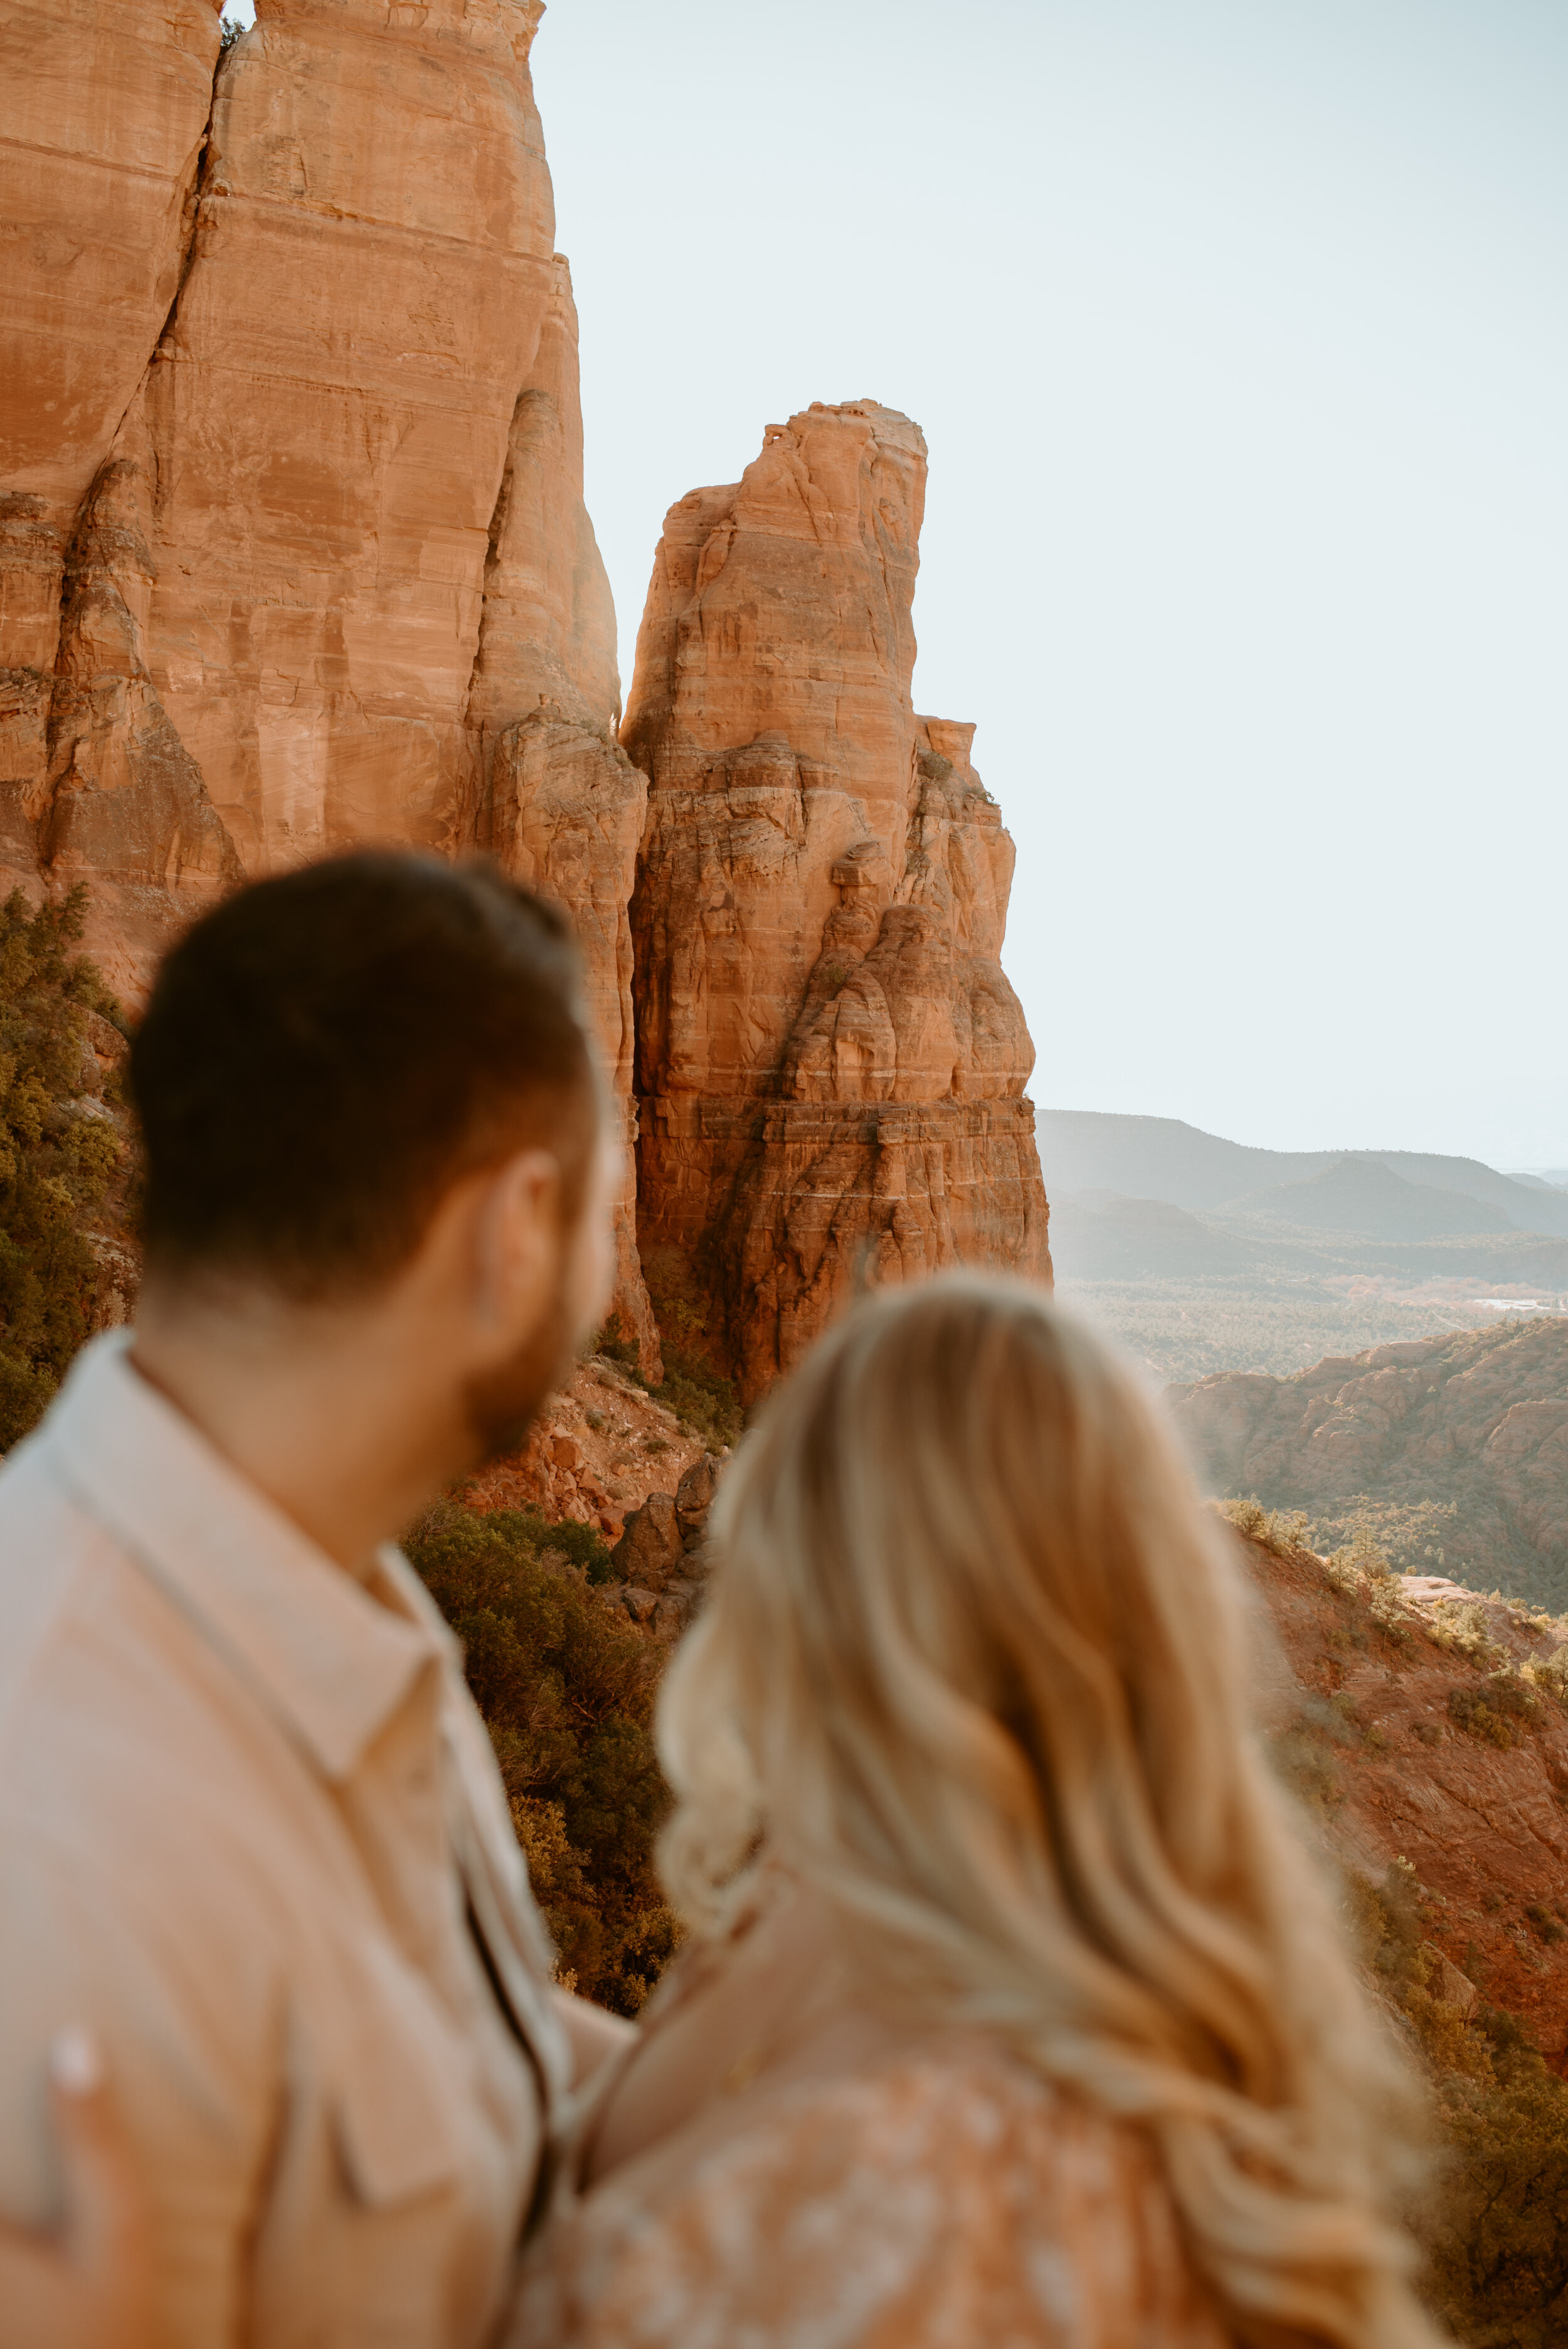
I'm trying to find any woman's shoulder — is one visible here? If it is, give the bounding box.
[509,2039,1227,2348]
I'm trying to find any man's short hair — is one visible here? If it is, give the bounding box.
[130,852,598,1298]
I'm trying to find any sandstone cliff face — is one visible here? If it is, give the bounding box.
[1170,1320,1568,1611]
[1,30,1046,1394]
[5,0,558,986]
[1,0,223,892]
[0,0,659,1364]
[624,401,1049,1398]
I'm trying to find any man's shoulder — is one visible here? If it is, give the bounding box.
[0,1426,295,1865]
[0,1428,121,1719]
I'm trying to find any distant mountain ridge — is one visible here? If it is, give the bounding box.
[1037,1111,1568,1242]
[1222,1155,1517,1242]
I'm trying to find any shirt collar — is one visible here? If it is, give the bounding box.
[39,1330,453,1782]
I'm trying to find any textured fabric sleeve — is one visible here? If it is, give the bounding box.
[511,2055,1227,2349]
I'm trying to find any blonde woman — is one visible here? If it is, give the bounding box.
[501,1273,1444,2349]
[6,1276,1445,2347]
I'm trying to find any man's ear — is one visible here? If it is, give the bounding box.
[473,1148,563,1328]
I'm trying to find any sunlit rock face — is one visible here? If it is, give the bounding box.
[623,400,1051,1400]
[0,0,659,1365]
[115,0,558,895]
[0,28,1045,1392]
[0,0,225,903]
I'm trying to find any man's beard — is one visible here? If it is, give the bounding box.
[460,1275,579,1465]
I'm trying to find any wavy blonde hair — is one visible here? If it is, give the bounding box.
[657,1274,1444,2349]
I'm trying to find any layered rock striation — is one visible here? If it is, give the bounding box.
[624,401,1050,1397]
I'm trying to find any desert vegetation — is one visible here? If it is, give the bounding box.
[597,1310,746,1452]
[1355,1859,1568,2346]
[0,886,132,1449]
[405,1502,677,2015]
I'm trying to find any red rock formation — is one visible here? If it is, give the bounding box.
[2,0,561,994]
[623,401,1050,1399]
[467,257,620,755]
[1242,1530,1568,2067]
[1170,1320,1568,1613]
[1,0,223,892]
[461,1355,713,1544]
[0,0,658,1362]
[118,0,554,912]
[467,257,656,1368]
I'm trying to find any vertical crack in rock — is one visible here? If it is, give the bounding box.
[623,400,1051,1403]
[0,0,226,916]
[464,253,659,1372]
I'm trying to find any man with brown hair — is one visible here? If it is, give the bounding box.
[0,852,632,2347]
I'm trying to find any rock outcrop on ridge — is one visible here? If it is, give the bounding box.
[1171,1319,1568,1613]
[0,0,658,1365]
[624,401,1051,1399]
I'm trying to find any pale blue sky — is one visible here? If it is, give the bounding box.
[224,1,1567,1170]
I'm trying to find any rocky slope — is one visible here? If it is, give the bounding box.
[1172,1320,1568,1609]
[462,1353,712,1543]
[624,401,1051,1399]
[1239,1524,1568,2064]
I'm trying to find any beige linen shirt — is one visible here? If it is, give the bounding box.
[0,1331,570,2349]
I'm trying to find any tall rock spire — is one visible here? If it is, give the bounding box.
[623,400,1051,1400]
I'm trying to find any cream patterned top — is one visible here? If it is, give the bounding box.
[506,2042,1229,2348]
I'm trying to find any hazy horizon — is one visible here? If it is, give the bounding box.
[224,1,1568,1169]
[1033,1105,1567,1184]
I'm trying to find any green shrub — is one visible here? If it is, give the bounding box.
[595,1314,744,1453]
[538,1513,615,1586]
[1219,1494,1311,1554]
[1310,1497,1463,1576]
[1448,1672,1540,1751]
[1521,1646,1568,1712]
[0,886,127,1450]
[405,1503,676,2011]
[1426,2022,1568,2345]
[1343,1861,1568,2341]
[1431,1599,1508,1670]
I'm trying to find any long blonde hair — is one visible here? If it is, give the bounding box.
[657,1275,1443,2349]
